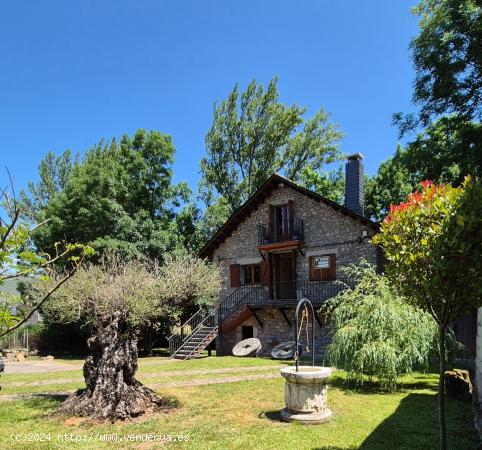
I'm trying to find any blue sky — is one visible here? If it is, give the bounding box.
[0,1,419,194]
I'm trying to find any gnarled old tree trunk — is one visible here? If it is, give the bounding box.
[57,314,164,421]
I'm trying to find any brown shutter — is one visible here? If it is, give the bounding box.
[309,256,315,281]
[268,204,274,241]
[260,259,270,286]
[288,200,294,237]
[230,264,240,287]
[329,254,336,280]
[321,254,336,281]
[291,249,296,293]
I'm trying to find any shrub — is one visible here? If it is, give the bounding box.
[322,260,436,392]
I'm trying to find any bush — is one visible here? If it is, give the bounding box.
[322,260,436,391]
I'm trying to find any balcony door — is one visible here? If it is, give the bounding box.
[272,201,293,242]
[275,252,295,299]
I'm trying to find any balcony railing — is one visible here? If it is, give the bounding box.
[273,278,353,303]
[258,218,304,244]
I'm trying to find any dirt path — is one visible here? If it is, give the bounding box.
[0,372,282,402]
[3,358,178,374]
[2,365,284,387]
[3,360,83,374]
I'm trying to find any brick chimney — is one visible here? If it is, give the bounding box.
[345,153,364,216]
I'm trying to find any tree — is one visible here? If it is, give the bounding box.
[28,129,189,262]
[373,178,482,450]
[19,149,77,222]
[298,164,345,204]
[364,146,415,221]
[0,173,92,338]
[399,117,482,184]
[200,78,344,211]
[197,196,232,246]
[391,0,482,210]
[394,0,482,133]
[44,253,220,421]
[412,0,482,125]
[323,260,436,392]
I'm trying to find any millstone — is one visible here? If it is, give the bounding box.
[232,338,261,357]
[271,342,302,360]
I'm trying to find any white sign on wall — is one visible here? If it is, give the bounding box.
[314,256,330,269]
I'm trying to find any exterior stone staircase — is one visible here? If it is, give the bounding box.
[168,286,267,360]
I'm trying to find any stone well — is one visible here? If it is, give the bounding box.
[280,366,332,424]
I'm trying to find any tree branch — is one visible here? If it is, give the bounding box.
[0,208,20,250]
[0,259,82,338]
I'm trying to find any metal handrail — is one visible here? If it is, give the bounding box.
[170,309,218,359]
[167,307,205,342]
[217,284,267,323]
[273,278,352,302]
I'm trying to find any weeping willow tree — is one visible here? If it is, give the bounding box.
[322,260,436,392]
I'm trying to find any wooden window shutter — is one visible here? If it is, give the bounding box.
[268,204,274,241]
[229,264,240,288]
[309,256,315,281]
[321,255,336,281]
[288,200,294,236]
[260,259,270,286]
[329,254,336,280]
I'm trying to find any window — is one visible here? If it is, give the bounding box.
[309,254,336,281]
[243,264,261,285]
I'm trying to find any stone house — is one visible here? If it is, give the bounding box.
[169,154,380,359]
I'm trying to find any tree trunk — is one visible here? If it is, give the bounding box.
[57,314,165,421]
[142,325,154,357]
[438,324,447,450]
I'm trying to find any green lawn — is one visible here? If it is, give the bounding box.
[0,356,477,450]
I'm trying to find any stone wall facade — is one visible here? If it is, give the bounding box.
[211,183,379,357]
[217,307,331,358]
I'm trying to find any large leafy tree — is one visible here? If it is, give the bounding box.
[395,0,482,132]
[298,164,345,204]
[19,150,77,222]
[387,0,482,223]
[373,179,482,450]
[399,117,482,183]
[200,78,344,211]
[364,146,415,221]
[26,129,190,261]
[366,117,482,221]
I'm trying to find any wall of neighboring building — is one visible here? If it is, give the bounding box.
[211,183,378,301]
[217,307,331,358]
[475,308,482,436]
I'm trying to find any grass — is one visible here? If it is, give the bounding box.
[0,356,477,449]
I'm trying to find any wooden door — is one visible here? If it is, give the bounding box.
[275,252,294,299]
